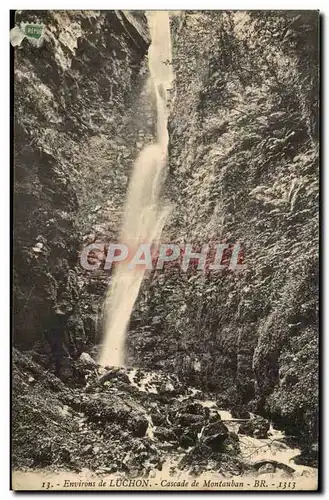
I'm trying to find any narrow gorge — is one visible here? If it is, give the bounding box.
[12,10,319,490]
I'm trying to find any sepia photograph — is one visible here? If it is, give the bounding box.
[11,8,319,491]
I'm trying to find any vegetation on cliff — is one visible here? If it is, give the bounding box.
[129,11,319,449]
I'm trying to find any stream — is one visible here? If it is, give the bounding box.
[124,367,316,482]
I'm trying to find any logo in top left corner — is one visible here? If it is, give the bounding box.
[10,22,45,48]
[24,24,44,40]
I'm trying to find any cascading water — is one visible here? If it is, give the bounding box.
[99,12,173,367]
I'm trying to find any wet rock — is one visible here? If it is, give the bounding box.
[79,352,98,368]
[215,396,232,410]
[224,432,240,455]
[158,383,178,397]
[252,460,295,475]
[238,416,270,439]
[169,400,209,423]
[208,413,221,423]
[172,416,203,448]
[177,413,204,427]
[209,406,223,421]
[59,447,71,464]
[182,402,207,416]
[99,368,130,385]
[155,394,173,405]
[231,406,250,419]
[293,443,318,467]
[179,429,198,449]
[115,381,136,393]
[258,462,276,474]
[154,427,176,442]
[131,416,149,438]
[82,444,93,455]
[33,442,54,466]
[202,421,229,452]
[150,412,166,426]
[134,370,144,382]
[179,443,211,469]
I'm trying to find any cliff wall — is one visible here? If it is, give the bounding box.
[13,10,151,357]
[131,11,319,445]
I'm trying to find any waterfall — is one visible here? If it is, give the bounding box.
[99,12,173,367]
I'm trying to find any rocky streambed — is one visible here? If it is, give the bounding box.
[12,348,317,490]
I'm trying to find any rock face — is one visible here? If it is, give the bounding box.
[13,11,150,356]
[12,349,242,475]
[129,11,319,444]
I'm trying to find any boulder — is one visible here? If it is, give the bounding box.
[215,395,232,410]
[182,402,205,415]
[231,406,250,419]
[224,432,240,455]
[99,368,130,385]
[202,421,229,452]
[173,419,203,448]
[179,443,212,469]
[252,460,295,475]
[179,429,198,449]
[79,352,98,368]
[131,416,149,438]
[293,443,318,468]
[154,427,176,442]
[208,408,222,422]
[150,413,166,426]
[238,416,270,439]
[177,413,204,427]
